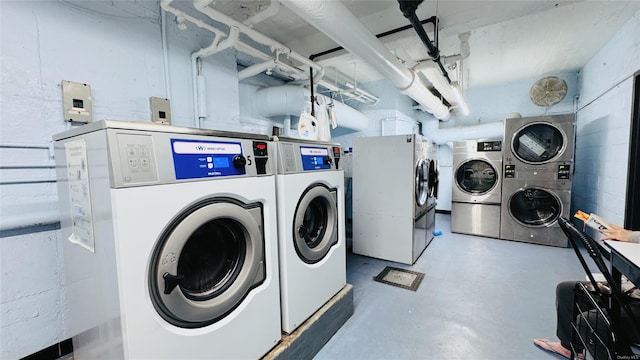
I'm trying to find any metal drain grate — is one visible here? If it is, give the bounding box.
[373,266,425,291]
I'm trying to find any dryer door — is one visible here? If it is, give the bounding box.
[415,159,428,207]
[511,122,565,164]
[149,197,265,328]
[508,187,562,227]
[293,183,338,264]
[455,159,498,195]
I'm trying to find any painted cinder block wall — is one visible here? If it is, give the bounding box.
[1,1,638,358]
[0,2,280,358]
[572,10,640,228]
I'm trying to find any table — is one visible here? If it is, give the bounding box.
[603,240,640,287]
[602,240,640,349]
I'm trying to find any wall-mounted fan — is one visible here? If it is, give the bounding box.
[530,76,568,107]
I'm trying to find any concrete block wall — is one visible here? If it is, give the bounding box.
[573,11,640,227]
[0,2,279,358]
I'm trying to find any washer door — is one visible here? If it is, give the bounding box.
[415,159,428,207]
[455,159,498,195]
[428,159,439,198]
[508,187,561,227]
[511,122,565,164]
[149,198,265,328]
[293,184,338,264]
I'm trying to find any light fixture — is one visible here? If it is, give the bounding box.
[450,82,470,116]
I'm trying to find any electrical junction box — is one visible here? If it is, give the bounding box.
[62,80,92,123]
[150,97,171,125]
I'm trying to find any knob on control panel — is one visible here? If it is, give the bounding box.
[232,155,247,168]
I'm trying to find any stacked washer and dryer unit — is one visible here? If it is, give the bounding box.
[54,120,281,359]
[500,114,576,247]
[352,134,438,265]
[451,140,503,238]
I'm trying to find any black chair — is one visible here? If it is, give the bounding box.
[557,216,640,360]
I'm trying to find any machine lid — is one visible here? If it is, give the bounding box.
[293,184,338,264]
[415,159,428,207]
[508,187,561,227]
[149,197,266,328]
[455,159,498,195]
[511,122,565,164]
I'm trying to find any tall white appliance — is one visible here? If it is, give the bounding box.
[53,120,281,359]
[352,134,435,265]
[451,140,503,238]
[274,137,346,333]
[500,114,575,247]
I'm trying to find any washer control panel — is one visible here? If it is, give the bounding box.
[116,133,159,185]
[171,139,246,179]
[111,131,270,187]
[276,141,340,174]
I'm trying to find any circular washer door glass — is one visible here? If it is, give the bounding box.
[509,187,561,226]
[512,123,564,164]
[293,184,338,264]
[455,159,497,195]
[415,159,428,206]
[149,198,265,328]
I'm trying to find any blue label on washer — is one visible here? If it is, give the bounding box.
[171,139,245,179]
[300,146,331,171]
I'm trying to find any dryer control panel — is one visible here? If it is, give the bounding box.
[477,140,502,152]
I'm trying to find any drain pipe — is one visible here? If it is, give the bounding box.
[190,27,240,128]
[280,0,450,120]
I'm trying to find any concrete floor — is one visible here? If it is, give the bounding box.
[315,213,586,360]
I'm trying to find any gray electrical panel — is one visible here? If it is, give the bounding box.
[150,97,171,125]
[62,80,92,123]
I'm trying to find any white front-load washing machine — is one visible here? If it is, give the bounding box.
[273,137,346,334]
[53,120,281,359]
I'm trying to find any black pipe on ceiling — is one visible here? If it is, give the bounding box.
[308,16,438,61]
[397,0,451,84]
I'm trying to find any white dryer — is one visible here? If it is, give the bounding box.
[53,120,281,359]
[274,137,346,334]
[352,134,434,265]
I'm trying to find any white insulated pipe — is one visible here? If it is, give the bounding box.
[190,26,240,127]
[279,0,450,120]
[254,85,369,131]
[193,0,322,74]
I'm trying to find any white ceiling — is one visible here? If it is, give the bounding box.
[63,0,640,93]
[206,0,640,90]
